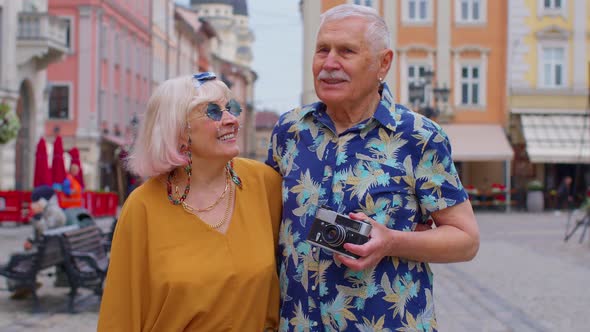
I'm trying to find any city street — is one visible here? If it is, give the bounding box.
[0,211,589,331]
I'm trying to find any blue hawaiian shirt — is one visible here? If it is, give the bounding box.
[266,83,468,331]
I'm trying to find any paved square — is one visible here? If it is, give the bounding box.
[0,212,589,331]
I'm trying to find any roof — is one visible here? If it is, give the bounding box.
[441,124,514,162]
[190,0,248,16]
[175,6,218,38]
[255,111,280,129]
[520,112,590,163]
[233,0,248,16]
[190,0,232,5]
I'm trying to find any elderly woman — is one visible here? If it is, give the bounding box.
[97,73,282,331]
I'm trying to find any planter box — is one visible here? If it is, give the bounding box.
[526,191,544,212]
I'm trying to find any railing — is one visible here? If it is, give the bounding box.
[18,12,68,49]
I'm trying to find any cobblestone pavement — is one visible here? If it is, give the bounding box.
[0,212,589,331]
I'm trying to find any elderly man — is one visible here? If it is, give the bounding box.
[266,4,479,331]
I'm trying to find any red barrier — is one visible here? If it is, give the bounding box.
[106,193,119,217]
[1,190,118,222]
[0,191,30,223]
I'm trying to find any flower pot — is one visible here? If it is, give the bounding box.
[526,191,544,212]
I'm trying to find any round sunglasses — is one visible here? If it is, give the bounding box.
[197,99,243,121]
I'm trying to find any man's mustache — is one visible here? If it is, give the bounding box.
[317,70,351,81]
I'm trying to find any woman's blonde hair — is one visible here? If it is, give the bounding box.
[127,75,231,177]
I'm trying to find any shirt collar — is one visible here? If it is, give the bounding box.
[300,83,402,132]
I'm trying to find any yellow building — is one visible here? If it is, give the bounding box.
[508,0,590,203]
[301,0,514,206]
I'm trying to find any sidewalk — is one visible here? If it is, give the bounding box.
[0,212,588,331]
[434,211,590,331]
[0,217,113,332]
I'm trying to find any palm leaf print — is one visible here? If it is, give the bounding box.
[308,127,331,160]
[280,138,300,177]
[291,170,324,225]
[335,133,355,166]
[297,242,317,292]
[279,218,300,268]
[279,266,292,302]
[320,293,357,331]
[336,267,380,310]
[355,128,407,169]
[381,272,421,320]
[355,315,392,332]
[396,290,436,332]
[346,161,390,200]
[308,259,332,297]
[290,301,312,332]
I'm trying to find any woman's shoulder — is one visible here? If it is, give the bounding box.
[233,158,281,186]
[233,158,277,175]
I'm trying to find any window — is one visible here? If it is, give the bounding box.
[409,0,428,21]
[407,64,430,104]
[544,0,562,9]
[540,47,565,87]
[538,0,566,16]
[353,0,373,6]
[100,23,107,59]
[403,0,431,24]
[113,31,119,65]
[48,85,70,119]
[456,0,486,24]
[460,65,480,105]
[62,17,74,53]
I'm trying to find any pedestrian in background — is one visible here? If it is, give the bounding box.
[557,176,574,211]
[58,164,83,209]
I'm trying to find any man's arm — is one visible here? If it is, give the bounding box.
[337,200,479,271]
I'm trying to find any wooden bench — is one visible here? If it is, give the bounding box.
[0,225,78,312]
[60,225,109,313]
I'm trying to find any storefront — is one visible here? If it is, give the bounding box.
[442,124,515,210]
[514,110,590,207]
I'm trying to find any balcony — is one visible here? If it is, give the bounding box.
[16,12,69,68]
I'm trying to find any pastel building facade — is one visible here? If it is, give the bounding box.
[0,0,68,189]
[300,0,513,194]
[508,0,590,197]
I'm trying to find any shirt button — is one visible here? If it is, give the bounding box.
[311,285,316,291]
[312,247,317,253]
[313,322,318,327]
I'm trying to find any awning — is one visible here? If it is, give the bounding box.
[520,113,590,164]
[441,124,514,162]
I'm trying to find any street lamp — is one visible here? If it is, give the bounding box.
[408,70,451,121]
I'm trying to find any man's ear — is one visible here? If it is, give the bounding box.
[379,49,394,79]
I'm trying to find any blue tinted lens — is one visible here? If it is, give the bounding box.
[205,100,242,121]
[226,100,242,117]
[206,103,223,121]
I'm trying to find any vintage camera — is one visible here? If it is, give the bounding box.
[306,207,372,259]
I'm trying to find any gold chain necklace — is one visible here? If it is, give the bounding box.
[182,181,233,229]
[181,169,230,213]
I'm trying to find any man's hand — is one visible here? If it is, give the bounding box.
[334,212,397,271]
[335,213,434,271]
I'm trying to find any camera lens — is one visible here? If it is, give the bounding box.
[321,224,346,246]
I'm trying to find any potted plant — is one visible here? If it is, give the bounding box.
[526,179,544,212]
[0,102,20,144]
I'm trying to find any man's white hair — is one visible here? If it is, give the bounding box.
[319,4,391,53]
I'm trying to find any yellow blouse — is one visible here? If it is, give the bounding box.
[97,158,282,332]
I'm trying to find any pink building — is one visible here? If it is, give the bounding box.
[47,0,151,190]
